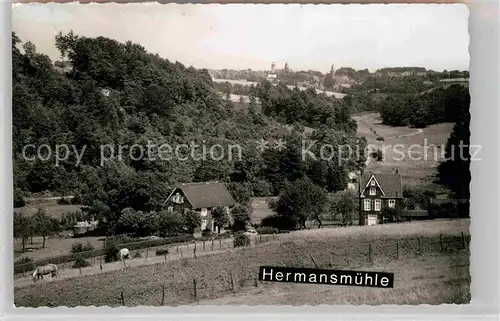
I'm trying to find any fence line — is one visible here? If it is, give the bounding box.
[14,233,235,275]
[14,233,282,283]
[111,231,469,306]
[14,231,470,297]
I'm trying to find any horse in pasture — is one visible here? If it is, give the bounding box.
[32,264,58,282]
[119,248,130,260]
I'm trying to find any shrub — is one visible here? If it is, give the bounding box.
[70,242,94,254]
[133,251,142,259]
[72,256,91,269]
[15,257,34,271]
[103,240,119,263]
[156,248,169,256]
[201,228,213,238]
[14,188,26,208]
[233,233,250,248]
[71,194,82,205]
[261,214,296,231]
[256,226,278,235]
[57,197,71,205]
[376,136,385,141]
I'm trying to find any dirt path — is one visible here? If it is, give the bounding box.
[14,238,235,288]
[352,112,453,184]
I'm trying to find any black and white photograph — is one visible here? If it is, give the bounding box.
[11,3,471,307]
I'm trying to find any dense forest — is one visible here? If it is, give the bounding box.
[379,84,470,128]
[12,32,366,232]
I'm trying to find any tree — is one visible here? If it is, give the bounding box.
[33,208,60,249]
[331,190,356,226]
[14,211,32,252]
[14,188,25,208]
[156,210,185,236]
[184,209,201,235]
[231,204,252,231]
[211,206,229,233]
[323,73,335,90]
[271,177,329,229]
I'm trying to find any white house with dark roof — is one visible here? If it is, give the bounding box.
[356,172,404,226]
[163,182,236,233]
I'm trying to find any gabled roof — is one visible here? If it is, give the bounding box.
[166,182,236,209]
[359,172,403,198]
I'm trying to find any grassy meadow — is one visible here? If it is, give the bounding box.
[14,219,470,307]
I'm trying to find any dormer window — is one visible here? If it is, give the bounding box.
[370,180,375,186]
[172,193,184,204]
[369,187,376,196]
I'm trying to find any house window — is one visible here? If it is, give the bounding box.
[364,199,371,211]
[369,187,376,196]
[388,199,396,208]
[201,219,207,230]
[200,208,208,217]
[374,199,381,211]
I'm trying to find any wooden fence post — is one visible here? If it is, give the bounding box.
[161,282,165,306]
[146,248,149,259]
[193,278,197,299]
[120,291,125,306]
[219,239,222,249]
[230,271,235,292]
[461,231,466,249]
[211,239,214,251]
[123,259,126,268]
[255,277,259,287]
[396,242,399,260]
[164,253,167,262]
[417,236,421,254]
[193,248,196,259]
[203,240,205,251]
[176,244,179,254]
[79,267,82,275]
[309,254,319,269]
[368,243,372,263]
[440,234,444,252]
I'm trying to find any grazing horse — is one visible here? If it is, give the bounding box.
[32,264,58,282]
[119,248,130,260]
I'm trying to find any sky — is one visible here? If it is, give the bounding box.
[12,3,470,73]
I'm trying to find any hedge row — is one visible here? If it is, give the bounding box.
[14,234,196,274]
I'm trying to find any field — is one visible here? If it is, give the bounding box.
[13,199,88,260]
[14,219,470,307]
[353,112,454,185]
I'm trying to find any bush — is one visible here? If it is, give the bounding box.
[133,251,142,259]
[233,233,250,248]
[70,242,94,254]
[201,228,213,238]
[261,214,296,231]
[103,240,119,263]
[256,226,278,235]
[57,197,71,205]
[72,256,91,268]
[14,257,34,271]
[14,188,26,208]
[71,194,83,205]
[156,248,169,256]
[376,136,385,141]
